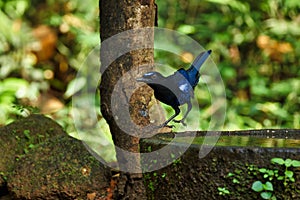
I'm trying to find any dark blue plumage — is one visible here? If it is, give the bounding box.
[137,50,212,127]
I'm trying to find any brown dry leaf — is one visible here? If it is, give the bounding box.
[256,35,293,61]
[32,25,57,62]
[229,45,241,64]
[180,52,194,63]
[87,192,96,200]
[31,92,64,114]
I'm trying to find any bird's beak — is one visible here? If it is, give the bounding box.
[136,77,147,82]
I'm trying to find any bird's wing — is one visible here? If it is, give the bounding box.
[171,70,194,105]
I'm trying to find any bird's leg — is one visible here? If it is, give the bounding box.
[173,101,192,126]
[158,106,180,128]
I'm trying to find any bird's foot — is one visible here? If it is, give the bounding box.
[156,122,175,129]
[173,119,187,126]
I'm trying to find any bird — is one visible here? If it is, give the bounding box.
[136,50,212,128]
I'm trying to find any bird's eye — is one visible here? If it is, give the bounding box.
[152,74,157,79]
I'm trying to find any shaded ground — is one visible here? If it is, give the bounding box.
[141,131,300,200]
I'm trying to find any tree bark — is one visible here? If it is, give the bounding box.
[99,0,157,199]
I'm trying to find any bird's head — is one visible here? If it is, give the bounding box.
[136,71,164,84]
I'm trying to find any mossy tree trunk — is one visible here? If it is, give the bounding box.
[99,0,157,199]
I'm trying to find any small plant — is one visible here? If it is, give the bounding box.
[23,130,35,154]
[148,180,155,192]
[218,187,230,196]
[251,158,300,199]
[251,181,276,200]
[225,158,300,199]
[0,172,7,181]
[172,157,181,165]
[271,158,300,186]
[258,168,279,181]
[247,164,258,175]
[227,172,240,184]
[147,145,152,152]
[13,104,39,117]
[144,173,155,192]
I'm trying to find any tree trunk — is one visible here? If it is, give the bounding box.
[99,0,157,199]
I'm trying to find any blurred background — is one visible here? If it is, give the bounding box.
[0,0,299,133]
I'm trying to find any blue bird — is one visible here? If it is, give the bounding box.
[137,50,212,128]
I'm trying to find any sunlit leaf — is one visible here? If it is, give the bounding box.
[265,18,300,35]
[261,192,272,199]
[271,158,285,165]
[285,170,293,178]
[264,181,273,191]
[285,158,292,167]
[252,181,263,192]
[177,24,196,34]
[64,77,86,98]
[291,160,300,167]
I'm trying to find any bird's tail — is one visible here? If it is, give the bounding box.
[190,49,212,72]
[186,50,211,88]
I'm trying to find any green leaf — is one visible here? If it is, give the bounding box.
[252,181,263,192]
[261,192,272,199]
[23,130,31,139]
[285,158,292,167]
[285,170,293,178]
[227,172,235,177]
[2,78,29,93]
[177,25,196,34]
[205,0,249,13]
[271,158,285,165]
[264,181,273,191]
[277,176,284,180]
[24,148,29,154]
[271,195,277,200]
[218,187,230,194]
[259,168,267,173]
[290,177,295,182]
[266,18,300,36]
[64,77,86,98]
[268,170,274,176]
[291,160,300,167]
[233,178,240,184]
[270,80,293,97]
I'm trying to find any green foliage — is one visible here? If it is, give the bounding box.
[252,181,276,200]
[218,187,230,196]
[271,158,300,186]
[1,0,299,130]
[258,168,279,181]
[23,129,35,154]
[0,0,99,127]
[156,0,300,129]
[144,172,158,192]
[222,157,300,199]
[253,157,300,199]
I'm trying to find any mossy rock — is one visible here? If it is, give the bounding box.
[7,135,111,199]
[0,115,65,187]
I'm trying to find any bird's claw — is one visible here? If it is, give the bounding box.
[152,122,176,129]
[159,123,175,129]
[173,119,187,126]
